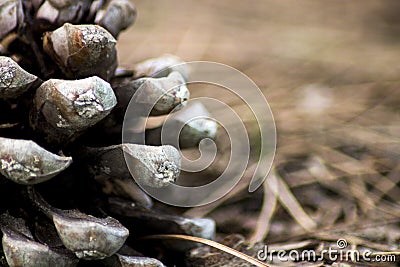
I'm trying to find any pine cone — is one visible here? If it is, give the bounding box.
[0,1,217,266]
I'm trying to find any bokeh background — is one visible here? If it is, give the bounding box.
[118,1,399,264]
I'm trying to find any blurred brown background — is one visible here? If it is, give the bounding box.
[119,0,400,85]
[118,0,400,151]
[117,0,400,255]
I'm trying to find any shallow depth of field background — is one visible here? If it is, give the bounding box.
[118,0,399,258]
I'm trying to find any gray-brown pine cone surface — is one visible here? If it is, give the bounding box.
[0,1,218,266]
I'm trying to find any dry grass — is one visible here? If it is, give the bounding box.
[120,1,400,265]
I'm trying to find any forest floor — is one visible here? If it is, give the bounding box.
[119,1,400,266]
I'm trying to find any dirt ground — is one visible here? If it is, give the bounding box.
[118,1,400,266]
